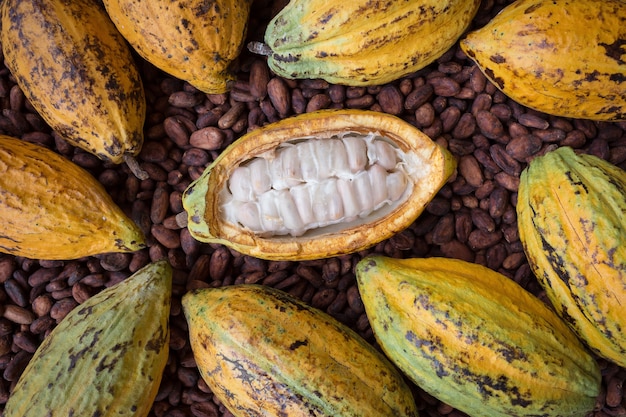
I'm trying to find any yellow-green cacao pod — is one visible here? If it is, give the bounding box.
[517,146,626,367]
[356,255,601,417]
[103,0,252,94]
[3,260,172,417]
[182,109,456,261]
[460,0,626,121]
[182,284,419,417]
[0,0,147,165]
[254,0,480,86]
[0,135,145,260]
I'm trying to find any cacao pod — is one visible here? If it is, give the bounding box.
[182,109,456,261]
[517,146,626,367]
[3,260,172,417]
[460,0,626,121]
[250,0,480,86]
[0,0,147,171]
[103,0,252,94]
[182,284,419,417]
[356,255,601,417]
[0,135,145,260]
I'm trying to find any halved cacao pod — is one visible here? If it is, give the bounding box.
[517,146,626,367]
[356,255,601,417]
[460,0,626,121]
[0,135,145,260]
[3,260,172,417]
[102,0,252,94]
[252,0,480,86]
[0,0,147,168]
[182,109,456,261]
[182,284,419,417]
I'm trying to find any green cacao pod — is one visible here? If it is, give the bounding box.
[3,260,172,417]
[252,0,480,86]
[517,146,626,367]
[460,0,626,121]
[356,255,601,417]
[0,0,147,171]
[182,284,419,417]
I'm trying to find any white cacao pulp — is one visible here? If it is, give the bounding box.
[220,132,424,237]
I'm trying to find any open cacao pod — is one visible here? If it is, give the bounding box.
[182,109,456,261]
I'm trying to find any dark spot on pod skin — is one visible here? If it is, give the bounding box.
[489,54,506,64]
[484,67,505,89]
[600,38,626,65]
[288,339,308,350]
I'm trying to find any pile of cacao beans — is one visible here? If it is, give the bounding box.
[0,0,624,416]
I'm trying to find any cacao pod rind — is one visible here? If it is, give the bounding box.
[517,146,626,367]
[0,136,146,260]
[356,255,601,417]
[182,109,457,261]
[182,284,419,417]
[0,0,146,163]
[103,0,252,94]
[460,0,626,121]
[3,260,172,417]
[262,0,480,86]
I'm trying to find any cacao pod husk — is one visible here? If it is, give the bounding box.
[103,0,252,94]
[251,0,480,86]
[0,0,147,169]
[356,255,601,417]
[182,109,456,261]
[182,284,419,417]
[0,135,145,260]
[460,0,626,121]
[517,146,626,367]
[3,260,172,417]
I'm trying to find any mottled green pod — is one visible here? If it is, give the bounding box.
[356,255,601,417]
[182,284,419,417]
[517,146,626,367]
[3,260,172,417]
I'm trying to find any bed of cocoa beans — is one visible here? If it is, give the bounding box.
[0,0,625,416]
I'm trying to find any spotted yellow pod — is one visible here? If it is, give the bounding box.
[356,256,601,417]
[460,0,626,121]
[0,135,145,260]
[103,0,252,94]
[0,0,146,167]
[182,284,419,417]
[251,0,480,86]
[517,146,626,367]
[182,109,456,261]
[3,260,172,417]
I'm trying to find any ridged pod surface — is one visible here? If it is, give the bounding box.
[0,135,145,260]
[182,109,456,261]
[103,0,252,94]
[3,260,172,417]
[356,256,601,417]
[255,0,480,86]
[0,0,146,164]
[182,284,419,417]
[460,0,626,121]
[517,146,626,367]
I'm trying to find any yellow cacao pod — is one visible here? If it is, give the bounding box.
[0,0,147,166]
[182,284,419,417]
[182,109,456,261]
[103,0,252,94]
[356,256,601,417]
[3,260,172,417]
[460,0,626,121]
[517,146,626,367]
[252,0,480,86]
[0,135,145,260]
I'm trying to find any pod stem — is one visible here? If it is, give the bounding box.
[247,41,273,57]
[124,154,149,180]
